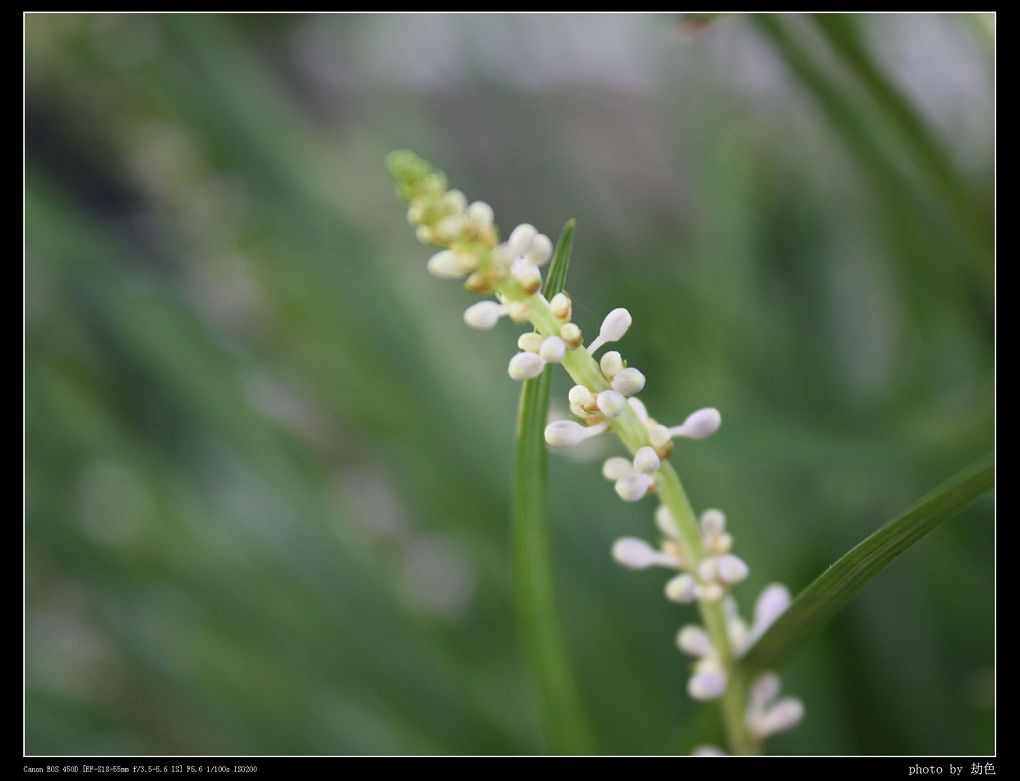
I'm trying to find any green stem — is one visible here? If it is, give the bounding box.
[511,288,757,754]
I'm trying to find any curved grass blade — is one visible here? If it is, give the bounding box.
[741,454,994,675]
[811,14,992,263]
[513,220,596,754]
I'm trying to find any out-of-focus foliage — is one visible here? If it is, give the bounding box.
[25,13,993,755]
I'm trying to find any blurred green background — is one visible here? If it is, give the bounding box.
[25,13,994,755]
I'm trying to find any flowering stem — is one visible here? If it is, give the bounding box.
[506,287,757,754]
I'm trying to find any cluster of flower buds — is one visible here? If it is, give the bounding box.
[387,150,803,753]
[693,672,805,755]
[611,504,802,745]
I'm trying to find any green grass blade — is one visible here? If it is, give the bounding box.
[512,220,595,754]
[741,454,994,675]
[811,14,992,262]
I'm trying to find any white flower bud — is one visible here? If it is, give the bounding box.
[728,617,750,655]
[507,351,545,381]
[443,189,467,213]
[599,350,623,379]
[435,215,466,242]
[466,200,493,226]
[415,224,434,244]
[632,446,660,475]
[750,673,782,713]
[627,397,649,421]
[559,322,582,349]
[508,223,537,256]
[518,332,544,352]
[752,584,792,640]
[664,574,698,603]
[655,505,679,538]
[596,390,627,418]
[427,249,476,278]
[549,292,572,321]
[717,554,749,584]
[601,456,633,481]
[756,698,805,738]
[670,407,722,440]
[491,243,515,266]
[700,509,727,536]
[407,204,424,224]
[648,423,671,449]
[544,420,606,448]
[699,582,725,602]
[676,625,714,657]
[538,336,566,364]
[688,669,727,701]
[611,537,676,569]
[698,557,719,583]
[615,473,654,502]
[587,308,632,354]
[511,258,542,293]
[525,233,553,266]
[567,384,593,407]
[505,301,530,323]
[711,532,733,555]
[611,367,645,397]
[692,746,727,756]
[463,301,506,330]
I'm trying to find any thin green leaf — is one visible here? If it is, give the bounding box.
[741,454,994,675]
[512,220,595,754]
[811,14,992,262]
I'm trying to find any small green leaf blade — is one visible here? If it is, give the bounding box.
[741,455,994,675]
[512,220,595,754]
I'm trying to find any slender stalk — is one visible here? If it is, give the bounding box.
[506,286,756,754]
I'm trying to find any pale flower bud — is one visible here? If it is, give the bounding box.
[670,407,722,440]
[750,673,782,713]
[508,223,537,256]
[632,446,660,475]
[611,367,645,396]
[587,308,632,354]
[655,505,679,538]
[544,420,607,448]
[627,397,649,421]
[692,746,727,756]
[698,558,719,583]
[518,332,544,353]
[466,200,493,226]
[717,554,750,584]
[443,189,467,213]
[568,385,593,408]
[611,537,676,569]
[596,390,626,418]
[700,509,727,536]
[648,424,671,449]
[559,322,582,349]
[601,456,633,481]
[676,625,714,657]
[752,584,792,640]
[427,249,476,278]
[615,473,654,502]
[664,574,698,603]
[463,301,506,330]
[549,292,572,321]
[599,350,623,379]
[756,698,805,738]
[525,233,553,266]
[699,582,725,602]
[539,336,566,364]
[507,351,546,381]
[688,668,727,701]
[511,258,542,294]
